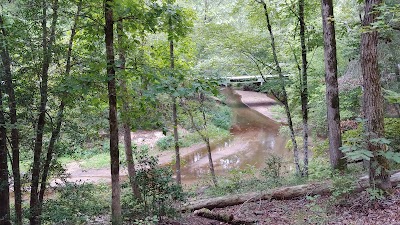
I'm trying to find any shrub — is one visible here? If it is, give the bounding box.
[41,183,109,224]
[156,136,175,151]
[122,147,185,223]
[385,118,400,151]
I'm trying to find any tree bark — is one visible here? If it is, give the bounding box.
[116,20,141,199]
[321,0,346,171]
[30,1,59,224]
[259,0,301,175]
[182,172,400,211]
[104,0,122,224]
[0,15,22,225]
[0,86,10,225]
[361,0,391,191]
[298,0,309,177]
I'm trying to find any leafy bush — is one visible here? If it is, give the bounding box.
[384,118,400,151]
[156,135,175,151]
[308,158,332,181]
[41,183,109,224]
[122,147,185,223]
[261,154,284,184]
[330,172,356,202]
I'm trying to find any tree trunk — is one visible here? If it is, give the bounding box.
[30,1,59,224]
[0,87,10,225]
[321,0,346,171]
[104,0,122,224]
[183,172,400,211]
[0,15,22,225]
[260,0,301,175]
[37,1,82,215]
[200,94,217,186]
[38,102,64,206]
[298,0,309,177]
[116,20,141,199]
[361,0,391,192]
[173,97,181,185]
[205,138,217,186]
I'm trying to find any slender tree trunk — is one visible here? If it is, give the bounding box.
[361,0,391,191]
[260,0,301,175]
[321,0,346,171]
[169,33,181,185]
[104,0,122,224]
[30,1,58,224]
[200,94,217,186]
[38,102,65,206]
[184,94,217,186]
[172,96,181,185]
[0,15,22,225]
[116,20,141,199]
[0,86,10,225]
[298,0,309,177]
[37,1,82,214]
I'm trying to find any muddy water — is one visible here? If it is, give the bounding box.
[180,89,291,185]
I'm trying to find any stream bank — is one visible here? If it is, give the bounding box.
[62,88,289,185]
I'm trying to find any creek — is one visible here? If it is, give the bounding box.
[179,88,291,185]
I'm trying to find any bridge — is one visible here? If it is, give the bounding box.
[221,74,289,86]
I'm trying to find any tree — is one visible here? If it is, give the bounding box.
[361,0,391,191]
[298,0,309,176]
[256,0,302,176]
[0,83,10,225]
[0,13,22,224]
[116,19,141,199]
[182,89,218,186]
[29,1,59,224]
[321,0,346,170]
[104,0,122,223]
[37,0,83,218]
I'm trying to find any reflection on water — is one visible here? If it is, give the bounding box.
[179,88,291,185]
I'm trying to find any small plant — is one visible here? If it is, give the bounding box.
[366,187,385,201]
[330,172,355,201]
[305,195,330,224]
[261,154,283,185]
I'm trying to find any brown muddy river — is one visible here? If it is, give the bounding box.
[179,88,291,185]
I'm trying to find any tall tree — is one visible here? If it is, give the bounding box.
[104,0,122,223]
[361,0,391,191]
[321,0,346,170]
[116,20,141,199]
[37,0,83,217]
[0,14,22,224]
[256,0,301,175]
[298,0,309,176]
[0,83,10,225]
[30,1,59,224]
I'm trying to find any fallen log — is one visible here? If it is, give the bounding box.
[194,208,256,225]
[182,172,400,211]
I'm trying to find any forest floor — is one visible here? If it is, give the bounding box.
[173,187,400,225]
